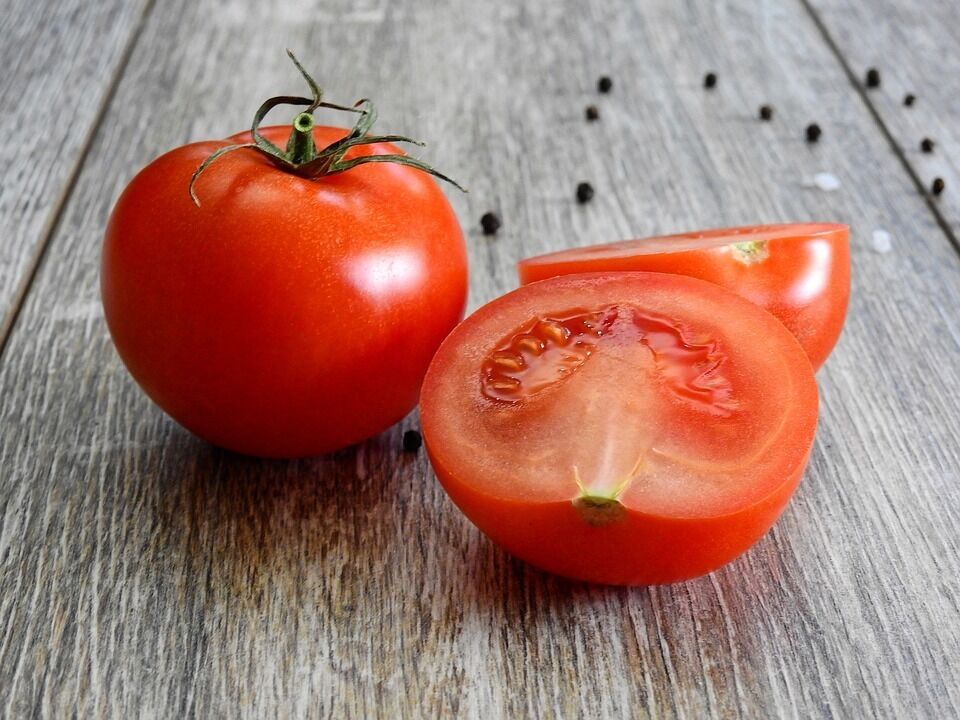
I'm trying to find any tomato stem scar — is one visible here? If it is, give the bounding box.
[731,240,769,265]
[572,466,631,526]
[573,495,626,526]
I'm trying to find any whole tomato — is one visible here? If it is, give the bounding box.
[101,54,468,457]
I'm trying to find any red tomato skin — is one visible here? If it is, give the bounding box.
[102,125,467,457]
[428,443,808,585]
[518,225,849,370]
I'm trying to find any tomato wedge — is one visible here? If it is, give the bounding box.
[517,223,849,370]
[421,273,818,585]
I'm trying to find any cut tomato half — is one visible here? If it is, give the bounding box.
[421,272,818,585]
[517,223,849,370]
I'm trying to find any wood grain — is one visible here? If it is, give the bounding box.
[0,0,150,342]
[2,0,960,717]
[806,0,960,243]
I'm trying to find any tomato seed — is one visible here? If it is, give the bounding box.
[865,67,881,88]
[920,138,935,153]
[536,320,571,345]
[805,123,822,143]
[759,104,774,121]
[492,353,525,372]
[585,105,600,121]
[402,429,423,452]
[703,72,717,89]
[931,177,945,196]
[487,378,522,392]
[480,211,502,235]
[597,76,613,93]
[516,335,546,355]
[576,182,595,203]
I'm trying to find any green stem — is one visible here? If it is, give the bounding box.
[188,50,465,205]
[286,112,316,164]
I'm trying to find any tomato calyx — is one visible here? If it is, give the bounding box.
[189,50,466,205]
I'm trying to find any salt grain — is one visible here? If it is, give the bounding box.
[872,229,892,254]
[815,172,840,191]
[803,172,841,191]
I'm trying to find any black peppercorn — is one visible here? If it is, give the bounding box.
[585,105,600,121]
[920,138,935,153]
[402,429,423,452]
[865,67,880,88]
[597,76,612,93]
[703,72,717,89]
[759,104,774,121]
[931,177,945,196]
[480,211,502,235]
[903,93,916,107]
[805,123,822,143]
[576,182,595,203]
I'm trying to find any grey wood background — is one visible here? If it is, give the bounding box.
[1,0,959,718]
[809,0,960,241]
[0,0,150,341]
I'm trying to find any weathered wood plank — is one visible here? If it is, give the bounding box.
[2,0,960,718]
[0,0,150,342]
[805,0,960,243]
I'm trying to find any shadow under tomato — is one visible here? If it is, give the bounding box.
[115,420,424,614]
[115,412,791,685]
[119,414,575,612]
[447,494,801,657]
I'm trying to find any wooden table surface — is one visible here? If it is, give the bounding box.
[2,1,959,717]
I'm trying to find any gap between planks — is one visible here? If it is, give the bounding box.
[0,0,159,364]
[796,0,960,257]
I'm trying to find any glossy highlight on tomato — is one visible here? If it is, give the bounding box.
[421,273,818,585]
[102,124,467,457]
[518,223,849,370]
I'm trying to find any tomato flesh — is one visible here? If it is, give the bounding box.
[517,223,849,370]
[421,273,818,585]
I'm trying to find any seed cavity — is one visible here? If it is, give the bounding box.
[481,307,618,402]
[482,305,736,415]
[634,311,737,415]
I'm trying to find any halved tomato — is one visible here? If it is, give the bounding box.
[517,223,849,370]
[421,273,818,585]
